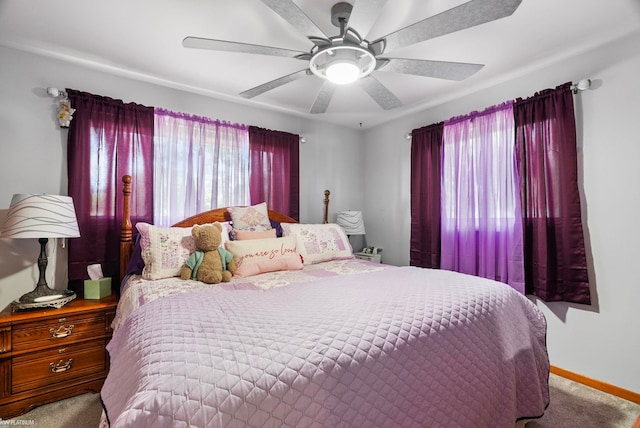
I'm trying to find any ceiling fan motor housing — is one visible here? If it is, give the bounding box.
[331,2,353,28]
[309,2,377,84]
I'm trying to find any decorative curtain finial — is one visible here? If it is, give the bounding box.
[47,87,75,128]
[57,95,75,128]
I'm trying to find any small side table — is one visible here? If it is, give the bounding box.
[0,295,117,419]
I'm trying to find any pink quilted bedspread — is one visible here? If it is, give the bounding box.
[102,266,549,427]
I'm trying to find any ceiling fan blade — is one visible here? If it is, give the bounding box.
[359,75,402,110]
[346,0,388,40]
[240,69,310,99]
[260,0,328,39]
[378,58,484,81]
[309,81,336,114]
[183,37,307,59]
[373,0,522,54]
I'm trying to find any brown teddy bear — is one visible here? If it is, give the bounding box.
[180,223,237,284]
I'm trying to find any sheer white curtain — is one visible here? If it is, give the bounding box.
[153,109,250,226]
[440,101,525,293]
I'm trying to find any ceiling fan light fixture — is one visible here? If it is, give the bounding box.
[326,58,360,84]
[310,44,375,85]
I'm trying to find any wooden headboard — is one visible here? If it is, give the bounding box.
[119,175,331,281]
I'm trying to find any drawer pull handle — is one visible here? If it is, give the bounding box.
[49,325,74,338]
[50,358,73,373]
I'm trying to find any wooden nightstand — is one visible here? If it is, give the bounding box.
[0,295,117,419]
[354,251,382,263]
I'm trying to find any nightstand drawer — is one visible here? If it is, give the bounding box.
[354,252,381,263]
[12,313,106,353]
[12,340,106,394]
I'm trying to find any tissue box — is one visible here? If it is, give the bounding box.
[84,278,112,299]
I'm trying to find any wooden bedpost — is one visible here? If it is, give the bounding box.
[323,189,330,224]
[119,175,133,282]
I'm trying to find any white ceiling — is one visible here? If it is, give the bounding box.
[1,0,639,129]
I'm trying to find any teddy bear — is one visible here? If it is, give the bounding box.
[180,223,237,284]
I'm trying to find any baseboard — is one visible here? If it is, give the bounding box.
[550,365,640,405]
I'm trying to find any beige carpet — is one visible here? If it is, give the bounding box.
[7,374,640,427]
[530,375,640,428]
[7,391,103,427]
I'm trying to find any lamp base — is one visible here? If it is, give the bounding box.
[12,288,76,311]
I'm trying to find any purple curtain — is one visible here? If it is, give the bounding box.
[440,102,525,293]
[66,89,154,288]
[514,83,591,304]
[410,123,443,268]
[248,126,299,221]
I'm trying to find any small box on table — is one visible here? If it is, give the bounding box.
[83,278,112,299]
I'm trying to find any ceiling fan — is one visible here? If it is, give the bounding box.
[183,0,522,114]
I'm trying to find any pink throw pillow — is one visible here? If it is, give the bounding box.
[234,229,277,240]
[225,236,303,278]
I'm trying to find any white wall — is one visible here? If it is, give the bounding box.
[363,30,640,393]
[0,46,364,308]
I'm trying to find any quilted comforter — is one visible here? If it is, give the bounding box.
[102,266,549,427]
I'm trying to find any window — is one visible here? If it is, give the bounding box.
[440,102,524,292]
[154,109,250,226]
[67,90,300,282]
[411,84,590,303]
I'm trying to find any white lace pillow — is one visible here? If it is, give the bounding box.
[281,223,354,265]
[227,202,272,231]
[136,221,230,280]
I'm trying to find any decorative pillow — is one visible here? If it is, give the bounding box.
[270,219,283,237]
[227,202,272,231]
[136,221,230,280]
[225,235,303,278]
[216,222,231,245]
[281,223,354,265]
[124,233,145,276]
[234,229,277,240]
[219,221,233,237]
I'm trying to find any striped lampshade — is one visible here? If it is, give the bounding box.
[1,194,80,239]
[336,211,366,235]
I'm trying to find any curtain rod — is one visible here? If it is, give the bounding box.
[47,87,68,98]
[570,79,591,94]
[47,86,308,142]
[404,78,592,139]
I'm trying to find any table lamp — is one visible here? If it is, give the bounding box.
[336,211,366,236]
[1,194,80,310]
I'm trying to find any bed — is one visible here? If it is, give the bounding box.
[100,175,549,427]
